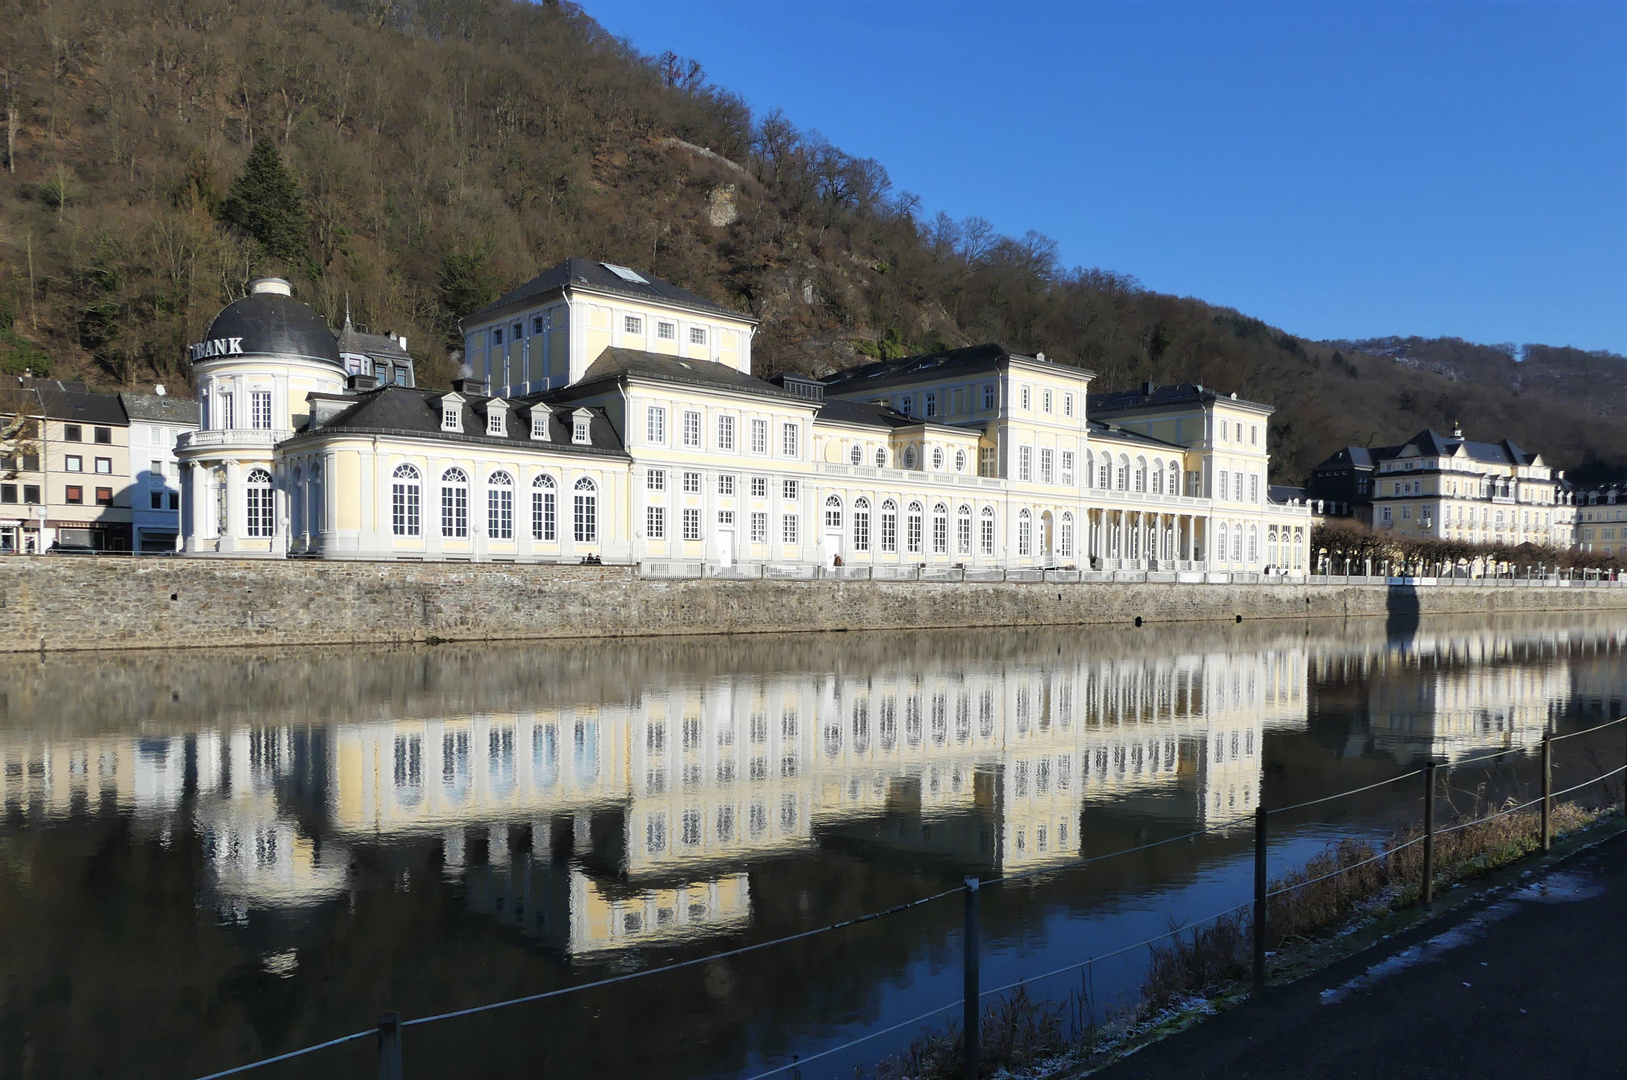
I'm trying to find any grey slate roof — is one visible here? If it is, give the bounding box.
[816,397,937,429]
[550,347,803,403]
[336,320,411,361]
[288,385,626,457]
[15,379,127,426]
[201,292,342,367]
[467,258,751,324]
[1270,485,1311,504]
[1313,429,1540,473]
[1088,382,1274,414]
[1087,419,1184,451]
[119,392,200,426]
[821,343,1019,394]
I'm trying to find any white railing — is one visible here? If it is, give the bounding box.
[178,428,291,451]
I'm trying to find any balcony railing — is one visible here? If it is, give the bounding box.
[177,428,291,451]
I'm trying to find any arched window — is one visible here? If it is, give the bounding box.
[391,464,422,537]
[1151,463,1162,495]
[1017,508,1032,557]
[308,462,323,534]
[955,448,967,473]
[1134,457,1147,492]
[573,477,598,543]
[880,499,898,553]
[1267,526,1279,568]
[906,501,923,554]
[956,504,972,555]
[852,497,871,552]
[875,447,887,468]
[245,468,275,538]
[1098,455,1111,489]
[1083,451,1094,488]
[1060,512,1074,559]
[980,506,996,556]
[824,494,843,529]
[1248,525,1258,562]
[291,466,305,538]
[931,503,948,554]
[1232,523,1244,563]
[532,474,557,542]
[441,468,469,537]
[1116,455,1129,491]
[1169,461,1180,495]
[849,444,863,466]
[488,471,514,540]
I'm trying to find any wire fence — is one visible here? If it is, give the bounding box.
[188,715,1627,1080]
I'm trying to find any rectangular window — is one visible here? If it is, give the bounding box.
[573,417,590,444]
[924,391,937,417]
[717,414,735,451]
[646,406,666,444]
[251,391,273,430]
[94,427,112,444]
[899,395,913,417]
[486,410,505,436]
[1218,471,1229,501]
[1249,474,1259,503]
[1064,393,1074,417]
[781,422,798,457]
[751,476,767,498]
[65,485,83,504]
[1018,446,1032,482]
[647,469,666,492]
[1020,384,1031,410]
[65,455,83,473]
[623,314,643,335]
[782,479,798,500]
[683,411,701,448]
[982,384,995,410]
[1042,389,1053,414]
[442,407,459,431]
[718,474,735,496]
[1060,450,1074,485]
[683,508,702,541]
[0,484,14,503]
[683,471,701,494]
[491,327,503,346]
[690,326,707,345]
[782,514,798,544]
[656,321,676,341]
[533,315,547,335]
[751,418,768,454]
[94,487,112,506]
[979,447,996,477]
[24,485,40,504]
[980,512,995,555]
[96,457,113,475]
[64,425,82,442]
[751,512,767,543]
[1039,448,1054,484]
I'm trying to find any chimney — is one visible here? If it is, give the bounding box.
[398,335,408,350]
[1452,420,1463,439]
[347,373,380,392]
[1142,380,1155,396]
[452,377,489,397]
[248,277,292,296]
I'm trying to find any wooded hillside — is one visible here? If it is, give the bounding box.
[0,0,1620,482]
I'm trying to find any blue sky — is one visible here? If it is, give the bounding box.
[584,1,1627,354]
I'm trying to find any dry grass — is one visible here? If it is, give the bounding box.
[857,985,1076,1080]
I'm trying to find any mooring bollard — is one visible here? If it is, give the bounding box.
[1541,732,1553,852]
[377,1011,402,1080]
[1422,761,1437,907]
[1253,805,1267,991]
[963,876,980,1080]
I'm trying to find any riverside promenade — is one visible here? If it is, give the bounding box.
[1096,829,1627,1080]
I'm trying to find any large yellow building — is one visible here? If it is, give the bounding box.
[178,259,1310,572]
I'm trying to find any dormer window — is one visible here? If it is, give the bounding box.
[573,411,592,445]
[486,407,506,437]
[442,406,460,432]
[530,411,550,441]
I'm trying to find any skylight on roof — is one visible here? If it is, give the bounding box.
[602,263,649,285]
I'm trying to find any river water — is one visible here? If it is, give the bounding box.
[2,611,1624,1079]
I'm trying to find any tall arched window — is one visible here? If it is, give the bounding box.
[1232,522,1244,563]
[245,468,275,538]
[852,497,871,552]
[532,474,557,542]
[956,504,972,555]
[880,499,898,553]
[1248,525,1258,562]
[1267,526,1279,568]
[291,466,305,538]
[488,471,515,540]
[1060,512,1074,559]
[980,506,996,556]
[906,501,923,554]
[392,464,422,537]
[308,462,323,534]
[1116,455,1129,491]
[1098,456,1111,489]
[1017,509,1032,557]
[1169,461,1180,495]
[824,495,843,529]
[1083,451,1094,488]
[931,503,948,555]
[573,477,598,543]
[441,468,469,537]
[1134,457,1147,492]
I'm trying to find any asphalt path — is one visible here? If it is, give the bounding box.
[1093,830,1627,1080]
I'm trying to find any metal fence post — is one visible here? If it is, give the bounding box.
[377,1012,402,1080]
[1541,733,1553,852]
[1253,805,1268,991]
[963,877,980,1080]
[1422,761,1436,907]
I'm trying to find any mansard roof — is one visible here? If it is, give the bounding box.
[466,257,753,324]
[821,343,1092,395]
[1087,419,1185,452]
[1088,382,1274,415]
[551,347,803,403]
[336,319,412,361]
[287,385,626,457]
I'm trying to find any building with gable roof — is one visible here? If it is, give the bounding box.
[177,259,1313,572]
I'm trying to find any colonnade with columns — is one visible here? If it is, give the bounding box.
[1084,509,1208,570]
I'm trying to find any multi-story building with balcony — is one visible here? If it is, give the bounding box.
[178,260,1312,570]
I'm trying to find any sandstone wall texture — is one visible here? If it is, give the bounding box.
[1,557,1622,653]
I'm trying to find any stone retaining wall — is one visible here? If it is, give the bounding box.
[0,556,1621,653]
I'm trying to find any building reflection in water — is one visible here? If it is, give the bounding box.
[2,616,1622,961]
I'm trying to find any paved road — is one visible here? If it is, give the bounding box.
[1095,831,1627,1080]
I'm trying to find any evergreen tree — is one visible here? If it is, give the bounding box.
[219,138,308,265]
